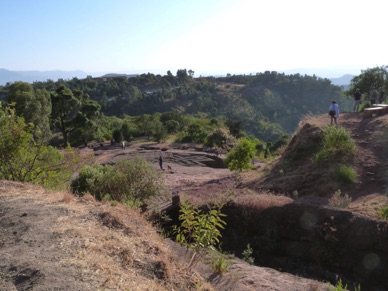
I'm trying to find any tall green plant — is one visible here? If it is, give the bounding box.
[174,201,227,269]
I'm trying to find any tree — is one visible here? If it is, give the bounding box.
[6,81,52,140]
[51,85,100,147]
[152,119,168,143]
[186,123,207,143]
[347,66,388,99]
[0,105,72,187]
[121,122,133,141]
[165,120,180,133]
[224,138,257,171]
[226,119,245,138]
[135,114,155,140]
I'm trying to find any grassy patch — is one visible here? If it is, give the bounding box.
[334,165,357,184]
[379,206,388,220]
[315,126,356,163]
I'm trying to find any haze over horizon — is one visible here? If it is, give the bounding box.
[1,0,387,79]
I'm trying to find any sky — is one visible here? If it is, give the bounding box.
[1,0,387,78]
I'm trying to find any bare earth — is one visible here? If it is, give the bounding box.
[1,111,387,290]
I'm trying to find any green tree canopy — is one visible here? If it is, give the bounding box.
[6,81,52,139]
[0,105,71,187]
[347,65,388,99]
[51,85,100,146]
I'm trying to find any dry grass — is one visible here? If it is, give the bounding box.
[0,181,207,290]
[57,202,202,290]
[234,192,293,211]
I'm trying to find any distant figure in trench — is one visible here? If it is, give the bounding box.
[159,155,164,170]
[379,87,385,104]
[353,88,362,112]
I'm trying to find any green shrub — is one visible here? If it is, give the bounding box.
[379,206,388,220]
[335,165,357,183]
[70,164,107,196]
[315,126,356,163]
[71,157,166,203]
[328,190,351,208]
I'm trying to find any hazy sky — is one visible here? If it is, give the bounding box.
[1,0,387,77]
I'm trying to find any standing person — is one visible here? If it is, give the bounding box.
[329,100,340,126]
[370,87,378,105]
[353,88,362,112]
[379,87,385,104]
[159,155,163,170]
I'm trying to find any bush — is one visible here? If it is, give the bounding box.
[70,164,107,196]
[379,206,388,220]
[328,190,351,208]
[315,126,356,163]
[224,138,257,171]
[335,165,357,183]
[71,157,166,203]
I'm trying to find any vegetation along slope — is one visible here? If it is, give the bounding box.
[0,66,388,290]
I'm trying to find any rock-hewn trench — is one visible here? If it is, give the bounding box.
[163,203,388,291]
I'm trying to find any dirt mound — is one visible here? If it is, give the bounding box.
[253,112,388,219]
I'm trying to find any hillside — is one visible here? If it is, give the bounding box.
[254,112,388,218]
[1,111,388,290]
[0,180,330,290]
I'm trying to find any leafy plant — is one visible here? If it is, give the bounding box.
[173,201,227,269]
[335,165,357,183]
[328,190,352,208]
[379,206,388,220]
[242,244,255,265]
[328,278,361,291]
[328,279,348,291]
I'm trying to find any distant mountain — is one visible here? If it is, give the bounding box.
[100,73,139,78]
[0,68,88,85]
[328,74,354,86]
